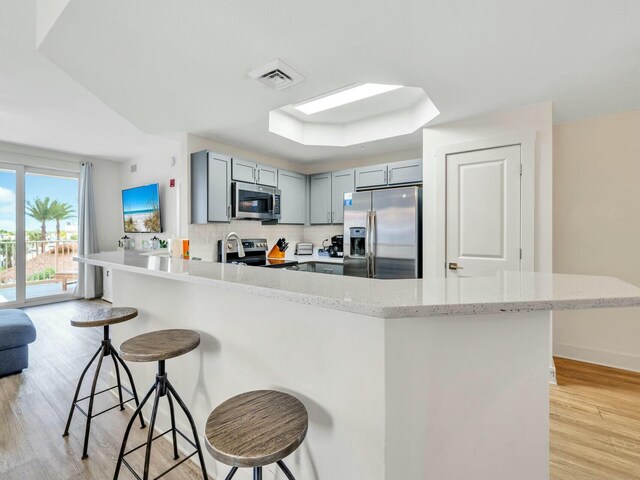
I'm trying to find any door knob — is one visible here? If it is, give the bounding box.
[448,262,464,270]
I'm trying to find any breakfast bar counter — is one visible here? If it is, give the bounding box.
[76,251,640,480]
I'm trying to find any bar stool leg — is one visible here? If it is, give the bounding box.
[253,466,262,480]
[112,348,146,428]
[166,381,209,480]
[167,391,180,460]
[113,383,156,479]
[111,349,125,410]
[62,345,101,437]
[277,460,297,480]
[81,345,106,459]
[142,383,162,480]
[224,467,238,480]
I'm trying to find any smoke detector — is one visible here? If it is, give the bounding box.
[248,59,305,90]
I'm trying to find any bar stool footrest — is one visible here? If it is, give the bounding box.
[120,427,200,480]
[72,385,137,419]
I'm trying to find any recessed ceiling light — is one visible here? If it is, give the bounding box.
[294,83,403,115]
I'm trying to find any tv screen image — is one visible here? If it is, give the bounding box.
[122,183,162,233]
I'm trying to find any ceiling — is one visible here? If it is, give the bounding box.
[0,0,174,161]
[1,1,639,163]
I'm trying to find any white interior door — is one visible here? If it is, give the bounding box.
[446,145,521,277]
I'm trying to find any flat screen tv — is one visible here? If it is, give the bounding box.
[122,183,162,233]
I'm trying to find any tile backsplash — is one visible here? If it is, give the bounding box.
[189,221,342,261]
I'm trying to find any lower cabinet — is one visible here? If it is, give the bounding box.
[278,170,306,224]
[312,263,343,275]
[289,262,344,275]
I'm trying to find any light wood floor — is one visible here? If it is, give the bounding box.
[0,300,208,480]
[551,357,640,479]
[2,300,640,479]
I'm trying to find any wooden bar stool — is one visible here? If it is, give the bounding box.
[204,390,308,480]
[62,307,145,459]
[113,329,208,480]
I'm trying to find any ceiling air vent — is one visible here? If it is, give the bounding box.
[248,59,305,90]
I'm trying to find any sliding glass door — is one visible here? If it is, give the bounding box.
[0,166,18,303]
[0,163,79,306]
[25,171,79,300]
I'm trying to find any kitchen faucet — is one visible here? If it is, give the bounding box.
[221,232,245,264]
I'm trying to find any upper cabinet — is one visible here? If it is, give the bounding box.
[356,159,422,190]
[232,158,278,187]
[331,170,355,224]
[191,151,231,224]
[355,163,388,189]
[388,158,422,185]
[256,164,278,187]
[191,151,422,226]
[231,158,256,183]
[310,173,332,224]
[310,170,355,225]
[278,170,307,224]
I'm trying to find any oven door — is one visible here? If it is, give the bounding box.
[232,182,277,220]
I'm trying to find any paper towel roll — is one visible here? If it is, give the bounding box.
[168,238,187,258]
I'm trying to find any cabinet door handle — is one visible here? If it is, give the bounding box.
[257,170,261,183]
[227,205,231,219]
[384,170,388,183]
[389,170,393,182]
[331,211,334,222]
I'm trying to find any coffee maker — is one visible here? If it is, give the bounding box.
[328,235,343,258]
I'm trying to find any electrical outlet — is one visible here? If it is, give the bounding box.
[130,164,137,173]
[549,366,557,384]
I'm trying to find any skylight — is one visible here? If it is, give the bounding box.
[294,83,403,115]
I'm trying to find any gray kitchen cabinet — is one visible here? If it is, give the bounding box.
[278,170,306,224]
[314,263,344,275]
[331,169,355,224]
[388,158,422,185]
[256,164,278,187]
[355,163,388,189]
[232,157,256,183]
[310,173,332,224]
[232,158,278,187]
[191,150,231,223]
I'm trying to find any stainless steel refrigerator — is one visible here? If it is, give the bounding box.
[343,186,422,279]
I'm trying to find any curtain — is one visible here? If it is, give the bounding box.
[75,162,103,298]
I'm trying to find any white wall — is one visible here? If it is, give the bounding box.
[422,102,553,277]
[553,110,640,371]
[119,140,182,243]
[0,140,121,252]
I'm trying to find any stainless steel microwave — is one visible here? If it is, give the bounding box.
[232,182,281,221]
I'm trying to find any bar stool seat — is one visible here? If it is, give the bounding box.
[70,307,138,328]
[119,329,200,362]
[205,390,308,479]
[63,307,145,460]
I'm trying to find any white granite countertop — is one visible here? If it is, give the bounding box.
[76,251,640,319]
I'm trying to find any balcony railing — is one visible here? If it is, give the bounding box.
[0,240,78,290]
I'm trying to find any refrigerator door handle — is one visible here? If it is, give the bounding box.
[365,211,372,278]
[370,210,376,278]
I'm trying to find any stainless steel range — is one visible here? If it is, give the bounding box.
[217,238,298,268]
